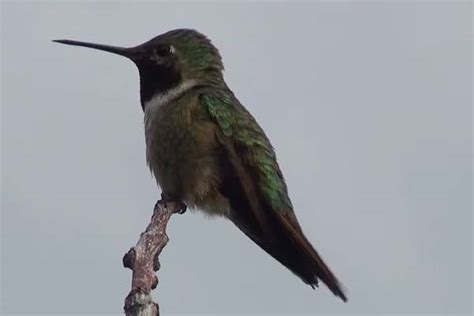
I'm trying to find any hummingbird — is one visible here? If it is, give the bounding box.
[54,29,347,302]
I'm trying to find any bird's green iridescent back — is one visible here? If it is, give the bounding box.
[200,89,293,213]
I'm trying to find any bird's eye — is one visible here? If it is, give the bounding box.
[155,44,175,57]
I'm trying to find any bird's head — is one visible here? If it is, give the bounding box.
[54,29,224,105]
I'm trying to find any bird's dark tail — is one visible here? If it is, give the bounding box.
[271,212,348,302]
[228,200,347,302]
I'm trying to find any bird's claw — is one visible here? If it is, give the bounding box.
[177,202,187,214]
[159,194,187,214]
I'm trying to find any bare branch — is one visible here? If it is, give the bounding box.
[123,200,184,316]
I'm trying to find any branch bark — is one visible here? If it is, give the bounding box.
[122,200,185,316]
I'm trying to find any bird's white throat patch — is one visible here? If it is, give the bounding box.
[144,80,198,112]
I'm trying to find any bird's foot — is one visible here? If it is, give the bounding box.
[176,202,187,214]
[158,193,187,214]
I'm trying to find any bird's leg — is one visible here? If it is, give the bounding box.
[159,192,187,214]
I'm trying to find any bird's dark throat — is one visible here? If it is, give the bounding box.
[138,63,182,109]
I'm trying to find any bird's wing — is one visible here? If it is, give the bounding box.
[200,89,293,212]
[199,89,347,302]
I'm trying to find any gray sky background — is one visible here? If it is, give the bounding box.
[1,1,472,315]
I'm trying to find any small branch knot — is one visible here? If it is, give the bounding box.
[151,275,159,290]
[123,248,136,270]
[153,257,161,272]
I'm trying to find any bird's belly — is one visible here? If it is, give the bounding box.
[144,105,229,216]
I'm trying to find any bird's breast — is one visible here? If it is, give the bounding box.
[143,93,227,216]
[144,96,192,183]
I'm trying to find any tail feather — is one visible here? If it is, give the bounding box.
[228,198,347,302]
[276,212,347,301]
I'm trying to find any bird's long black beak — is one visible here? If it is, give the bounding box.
[52,39,135,59]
